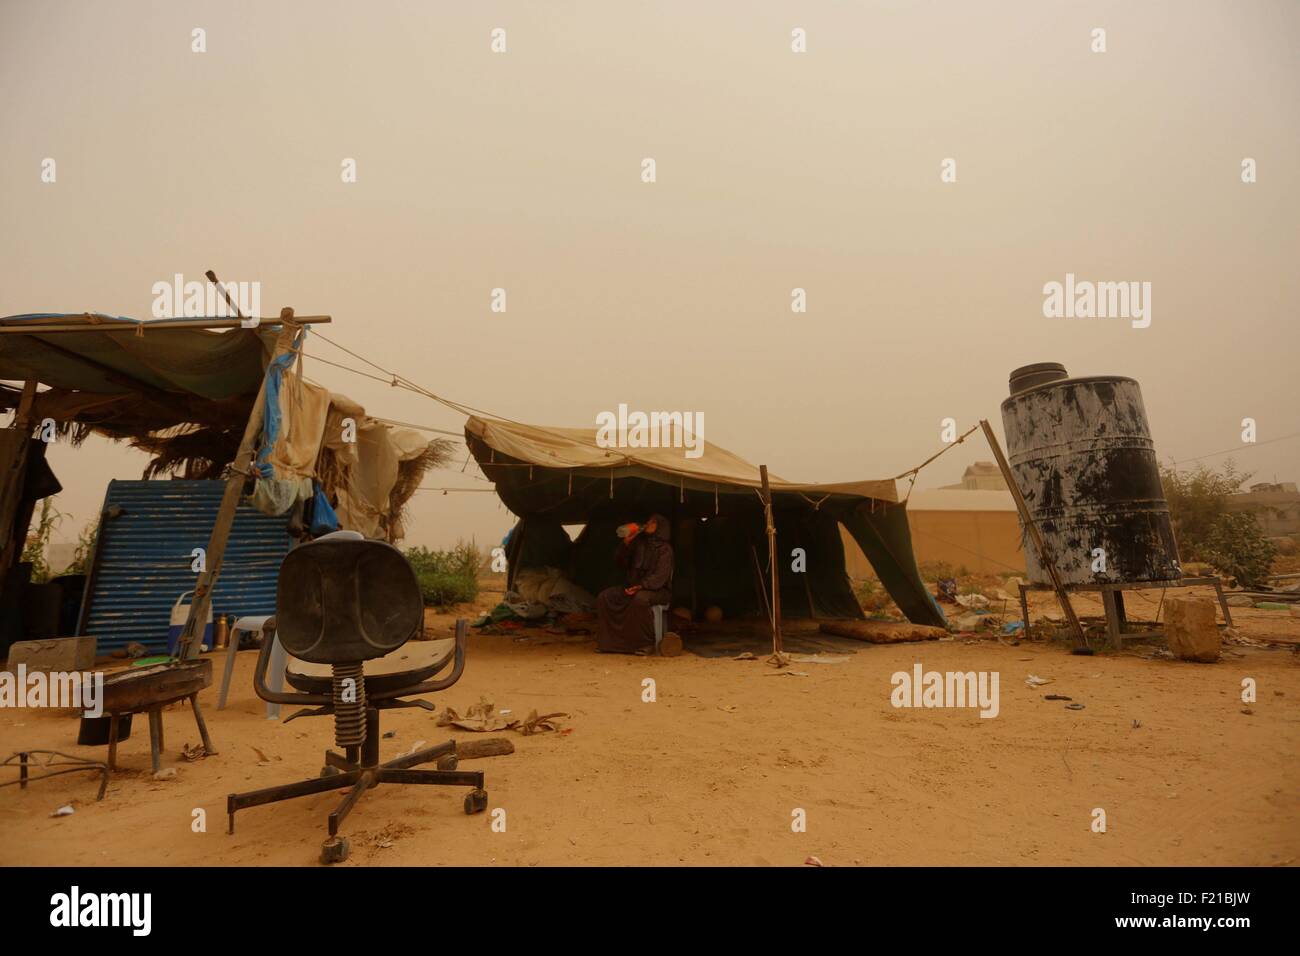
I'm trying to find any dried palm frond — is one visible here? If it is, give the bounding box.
[385,437,455,540]
[131,424,242,480]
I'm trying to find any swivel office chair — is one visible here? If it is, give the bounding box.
[226,533,487,863]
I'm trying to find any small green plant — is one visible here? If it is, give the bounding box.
[21,497,63,584]
[404,541,481,606]
[855,577,894,613]
[65,518,99,576]
[917,560,956,582]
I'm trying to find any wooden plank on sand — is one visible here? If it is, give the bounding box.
[455,737,516,760]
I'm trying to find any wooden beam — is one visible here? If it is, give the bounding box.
[979,419,1089,652]
[175,309,301,662]
[0,316,331,334]
[13,379,37,428]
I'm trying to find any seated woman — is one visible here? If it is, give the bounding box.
[596,514,673,654]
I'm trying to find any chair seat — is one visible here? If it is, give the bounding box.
[284,639,455,696]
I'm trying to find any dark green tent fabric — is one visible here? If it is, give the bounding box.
[840,502,944,626]
[468,429,946,627]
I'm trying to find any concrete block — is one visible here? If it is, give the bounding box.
[6,637,97,673]
[1165,598,1220,663]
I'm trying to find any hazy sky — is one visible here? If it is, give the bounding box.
[2,0,1297,549]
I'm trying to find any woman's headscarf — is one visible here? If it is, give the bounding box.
[633,513,671,572]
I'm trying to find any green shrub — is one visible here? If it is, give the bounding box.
[1159,461,1277,588]
[404,541,481,606]
[1202,511,1277,589]
[916,560,956,582]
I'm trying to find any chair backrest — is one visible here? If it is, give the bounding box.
[275,536,423,664]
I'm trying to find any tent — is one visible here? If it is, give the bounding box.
[465,416,946,627]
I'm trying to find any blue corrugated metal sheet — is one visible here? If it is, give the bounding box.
[80,480,291,652]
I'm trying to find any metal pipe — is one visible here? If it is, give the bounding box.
[0,315,331,333]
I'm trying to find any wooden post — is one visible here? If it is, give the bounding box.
[13,379,37,427]
[175,309,300,661]
[759,465,785,663]
[979,420,1090,652]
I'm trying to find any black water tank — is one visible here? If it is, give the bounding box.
[1000,366,1181,586]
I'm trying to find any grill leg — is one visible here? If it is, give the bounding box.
[190,694,216,755]
[107,714,120,772]
[148,708,163,773]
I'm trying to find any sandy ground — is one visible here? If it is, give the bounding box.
[1,585,1297,867]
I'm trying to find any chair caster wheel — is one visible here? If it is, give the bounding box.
[437,753,458,771]
[320,836,350,864]
[320,765,342,778]
[464,788,488,814]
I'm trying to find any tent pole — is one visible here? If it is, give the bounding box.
[760,465,785,664]
[979,419,1090,653]
[175,309,301,664]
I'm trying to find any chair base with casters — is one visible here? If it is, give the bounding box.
[226,610,487,865]
[226,704,486,864]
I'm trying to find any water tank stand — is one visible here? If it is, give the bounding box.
[1015,577,1234,650]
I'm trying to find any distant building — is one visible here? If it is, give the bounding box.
[842,488,1025,576]
[1225,482,1300,537]
[941,461,1008,492]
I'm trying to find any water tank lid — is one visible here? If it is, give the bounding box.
[1008,362,1068,396]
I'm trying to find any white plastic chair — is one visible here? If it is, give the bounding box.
[651,604,669,653]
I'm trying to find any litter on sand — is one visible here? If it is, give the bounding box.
[1025,675,1052,687]
[784,653,850,665]
[437,698,569,735]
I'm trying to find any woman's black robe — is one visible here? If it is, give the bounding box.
[596,514,673,653]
